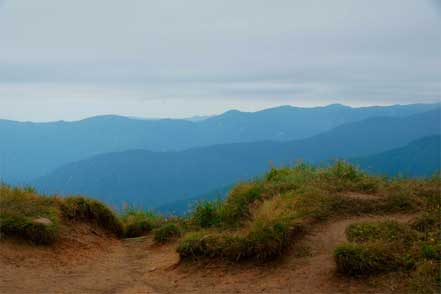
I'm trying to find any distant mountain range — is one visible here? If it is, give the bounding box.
[32,108,441,209]
[154,135,441,215]
[352,135,441,177]
[1,103,439,184]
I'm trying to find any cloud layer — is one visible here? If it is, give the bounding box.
[0,0,440,121]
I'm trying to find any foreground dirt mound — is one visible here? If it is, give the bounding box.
[0,214,416,294]
[0,222,116,264]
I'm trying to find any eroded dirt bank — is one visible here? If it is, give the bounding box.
[0,214,416,294]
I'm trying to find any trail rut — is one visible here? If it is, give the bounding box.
[0,214,416,294]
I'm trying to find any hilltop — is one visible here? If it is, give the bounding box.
[1,162,439,293]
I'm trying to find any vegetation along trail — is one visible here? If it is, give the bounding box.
[0,212,417,294]
[2,163,438,293]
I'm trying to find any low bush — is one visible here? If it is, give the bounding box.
[61,196,124,237]
[154,223,181,243]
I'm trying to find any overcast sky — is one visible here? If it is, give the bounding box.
[0,0,440,121]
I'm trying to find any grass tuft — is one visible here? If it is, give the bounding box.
[190,200,222,228]
[409,261,441,294]
[346,221,420,246]
[0,185,60,245]
[219,181,263,226]
[119,206,163,238]
[154,223,181,243]
[61,196,124,237]
[334,242,401,276]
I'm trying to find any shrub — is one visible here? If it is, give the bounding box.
[154,223,181,243]
[334,242,401,276]
[191,200,222,228]
[61,196,124,237]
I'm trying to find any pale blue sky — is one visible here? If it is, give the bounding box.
[0,0,440,121]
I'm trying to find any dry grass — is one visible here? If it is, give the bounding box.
[178,161,437,263]
[0,185,125,243]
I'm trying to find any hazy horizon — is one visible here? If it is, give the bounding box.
[1,101,439,123]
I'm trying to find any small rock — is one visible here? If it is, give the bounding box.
[148,267,157,272]
[32,217,52,225]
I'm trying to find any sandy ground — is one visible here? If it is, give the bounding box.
[0,213,416,294]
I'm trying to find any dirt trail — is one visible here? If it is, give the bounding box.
[0,214,416,294]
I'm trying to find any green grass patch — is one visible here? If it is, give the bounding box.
[1,186,127,243]
[177,214,307,261]
[219,181,264,226]
[0,185,60,245]
[409,261,441,294]
[334,242,401,276]
[177,161,434,262]
[119,207,163,238]
[154,223,181,243]
[334,178,440,292]
[319,160,382,193]
[346,221,420,245]
[411,212,440,234]
[190,200,222,228]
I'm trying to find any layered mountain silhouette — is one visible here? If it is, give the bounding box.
[1,103,438,183]
[352,135,441,177]
[33,108,441,209]
[158,134,441,215]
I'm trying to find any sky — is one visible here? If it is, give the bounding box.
[0,0,440,121]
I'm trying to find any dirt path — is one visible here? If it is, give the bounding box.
[0,214,416,294]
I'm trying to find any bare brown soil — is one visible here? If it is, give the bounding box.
[0,213,417,293]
